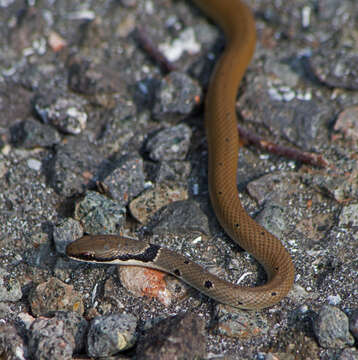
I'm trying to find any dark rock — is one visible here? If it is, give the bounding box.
[136,312,206,360]
[310,48,358,90]
[10,118,61,148]
[68,58,122,95]
[153,71,202,120]
[53,218,84,255]
[146,124,192,161]
[150,199,209,235]
[34,92,87,134]
[102,154,145,206]
[349,309,358,342]
[51,135,104,197]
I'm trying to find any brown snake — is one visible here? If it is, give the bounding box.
[66,0,295,309]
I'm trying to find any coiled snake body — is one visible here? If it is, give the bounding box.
[66,0,295,309]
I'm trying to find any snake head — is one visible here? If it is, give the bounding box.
[66,235,123,262]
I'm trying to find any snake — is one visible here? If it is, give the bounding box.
[66,0,295,309]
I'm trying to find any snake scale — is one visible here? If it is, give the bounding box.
[66,0,295,309]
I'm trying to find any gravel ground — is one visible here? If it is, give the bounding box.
[0,0,358,359]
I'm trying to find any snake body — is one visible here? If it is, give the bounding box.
[66,0,295,309]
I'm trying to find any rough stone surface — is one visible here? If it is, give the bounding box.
[119,266,190,306]
[34,91,87,134]
[0,267,22,302]
[0,322,26,360]
[349,309,358,341]
[29,277,84,316]
[102,154,146,206]
[28,318,75,360]
[146,124,192,161]
[129,182,188,223]
[53,218,83,255]
[136,312,206,360]
[10,118,61,148]
[87,313,137,357]
[313,305,355,349]
[74,190,126,235]
[149,199,210,235]
[47,311,89,354]
[51,136,103,196]
[153,71,202,120]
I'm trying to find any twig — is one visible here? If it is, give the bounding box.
[135,26,177,73]
[238,124,329,168]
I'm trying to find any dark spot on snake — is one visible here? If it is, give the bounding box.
[225,138,230,142]
[271,292,277,296]
[237,301,243,305]
[204,280,213,289]
[261,231,264,236]
[218,191,222,195]
[173,269,181,276]
[184,260,189,264]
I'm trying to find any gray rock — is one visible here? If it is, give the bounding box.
[53,218,83,255]
[310,48,358,90]
[74,190,126,234]
[239,73,331,151]
[0,323,26,360]
[28,318,75,360]
[68,59,122,95]
[150,199,209,235]
[47,311,89,354]
[313,305,355,348]
[153,71,202,120]
[338,348,358,360]
[136,312,206,360]
[34,93,87,134]
[51,136,103,196]
[11,118,61,148]
[155,160,191,183]
[339,204,358,228]
[102,154,145,206]
[146,124,192,161]
[87,313,137,357]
